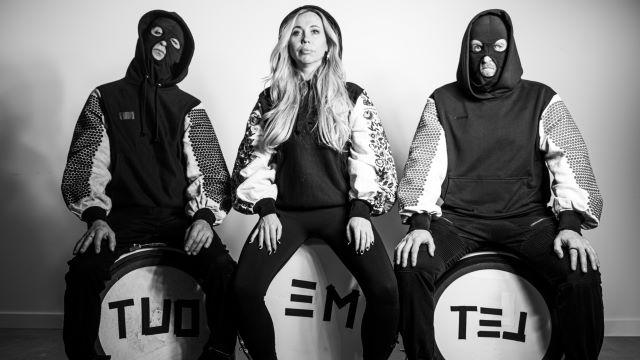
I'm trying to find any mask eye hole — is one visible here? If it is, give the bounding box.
[493,39,507,52]
[471,40,483,53]
[170,38,180,50]
[150,26,163,37]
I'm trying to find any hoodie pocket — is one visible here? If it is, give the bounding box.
[443,177,530,214]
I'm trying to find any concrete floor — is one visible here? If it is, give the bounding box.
[0,329,638,359]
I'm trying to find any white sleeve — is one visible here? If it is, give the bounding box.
[231,99,277,214]
[61,89,112,219]
[348,90,398,215]
[539,94,603,229]
[183,103,232,225]
[398,97,448,223]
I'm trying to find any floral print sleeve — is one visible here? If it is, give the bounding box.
[348,90,398,215]
[231,96,277,214]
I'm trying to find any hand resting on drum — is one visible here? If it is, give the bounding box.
[249,213,282,255]
[73,219,116,255]
[395,229,435,268]
[553,229,600,273]
[346,217,374,255]
[184,219,214,255]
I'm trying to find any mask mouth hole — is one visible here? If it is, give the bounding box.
[151,43,166,61]
[479,58,497,78]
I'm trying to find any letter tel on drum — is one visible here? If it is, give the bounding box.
[450,306,527,342]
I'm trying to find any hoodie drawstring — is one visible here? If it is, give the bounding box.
[138,76,148,137]
[153,85,160,142]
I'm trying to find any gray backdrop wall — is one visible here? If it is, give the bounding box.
[0,0,638,335]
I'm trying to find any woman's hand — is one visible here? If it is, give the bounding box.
[73,220,116,255]
[250,214,282,254]
[346,217,374,254]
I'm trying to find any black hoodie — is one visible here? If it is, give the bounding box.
[97,10,201,213]
[431,9,557,219]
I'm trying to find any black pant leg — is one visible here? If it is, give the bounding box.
[508,216,604,360]
[192,230,238,355]
[160,215,239,355]
[63,211,192,359]
[318,217,400,360]
[394,217,478,360]
[233,212,307,360]
[63,210,154,360]
[63,247,122,360]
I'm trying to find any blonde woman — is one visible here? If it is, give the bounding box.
[231,5,399,360]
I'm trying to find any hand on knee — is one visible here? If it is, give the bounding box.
[395,230,435,268]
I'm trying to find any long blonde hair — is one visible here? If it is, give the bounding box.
[260,9,353,152]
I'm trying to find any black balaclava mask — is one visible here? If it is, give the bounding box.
[142,17,184,84]
[469,14,508,93]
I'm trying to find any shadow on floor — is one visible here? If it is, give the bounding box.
[0,329,637,360]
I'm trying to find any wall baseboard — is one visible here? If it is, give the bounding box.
[0,312,63,329]
[1,312,639,336]
[604,319,640,336]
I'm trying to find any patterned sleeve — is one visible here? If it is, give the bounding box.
[231,98,277,214]
[61,89,112,220]
[398,97,448,223]
[539,94,603,229]
[183,104,232,226]
[348,90,398,216]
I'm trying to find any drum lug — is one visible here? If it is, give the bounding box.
[129,243,143,252]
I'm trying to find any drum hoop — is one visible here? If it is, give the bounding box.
[114,243,182,262]
[435,252,553,300]
[433,251,561,360]
[460,250,520,261]
[95,246,205,355]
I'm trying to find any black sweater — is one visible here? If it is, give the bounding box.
[254,82,372,219]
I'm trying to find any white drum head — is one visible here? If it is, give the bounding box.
[434,255,555,360]
[262,241,366,360]
[98,249,209,360]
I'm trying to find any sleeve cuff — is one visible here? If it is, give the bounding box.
[349,199,372,220]
[408,213,431,232]
[254,198,277,217]
[193,208,216,228]
[558,210,583,235]
[81,206,107,224]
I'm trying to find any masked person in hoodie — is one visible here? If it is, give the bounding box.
[61,10,236,360]
[395,9,604,360]
[231,6,399,360]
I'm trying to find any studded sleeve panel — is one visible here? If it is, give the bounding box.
[183,104,232,225]
[398,98,448,223]
[539,95,603,229]
[61,89,112,218]
[231,99,277,214]
[348,90,398,216]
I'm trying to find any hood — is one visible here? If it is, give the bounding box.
[456,9,522,100]
[126,9,195,86]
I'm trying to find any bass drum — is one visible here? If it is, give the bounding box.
[433,251,561,360]
[95,244,209,360]
[240,239,366,360]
